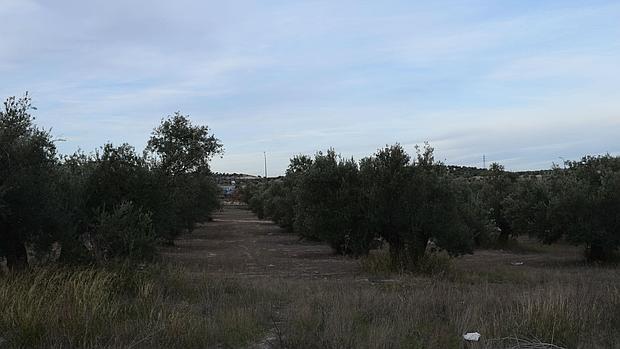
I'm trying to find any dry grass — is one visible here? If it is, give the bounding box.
[1,261,619,348]
[0,265,281,348]
[269,269,620,349]
[1,208,619,348]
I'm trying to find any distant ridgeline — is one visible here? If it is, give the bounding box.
[215,168,557,184]
[446,165,554,180]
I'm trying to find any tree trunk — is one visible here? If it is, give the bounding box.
[389,241,405,271]
[4,235,28,270]
[587,243,611,262]
[496,212,512,245]
[497,230,510,245]
[410,233,429,268]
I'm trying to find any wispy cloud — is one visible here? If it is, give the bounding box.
[1,0,619,174]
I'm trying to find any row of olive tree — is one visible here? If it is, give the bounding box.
[243,144,489,269]
[0,94,222,269]
[244,145,620,265]
[503,155,620,261]
[464,156,620,261]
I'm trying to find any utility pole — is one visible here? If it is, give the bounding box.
[483,154,486,169]
[263,151,267,179]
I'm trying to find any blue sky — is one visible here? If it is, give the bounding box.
[1,0,619,175]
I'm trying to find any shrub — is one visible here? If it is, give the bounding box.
[170,172,221,233]
[91,202,157,262]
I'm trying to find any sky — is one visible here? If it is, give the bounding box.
[1,0,619,176]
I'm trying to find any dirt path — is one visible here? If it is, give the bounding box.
[161,205,584,281]
[161,205,361,279]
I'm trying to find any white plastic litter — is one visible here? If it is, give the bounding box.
[463,332,481,341]
[510,261,524,266]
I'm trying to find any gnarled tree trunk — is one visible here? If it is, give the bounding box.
[4,232,28,270]
[587,242,613,262]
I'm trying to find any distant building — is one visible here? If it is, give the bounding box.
[214,173,262,199]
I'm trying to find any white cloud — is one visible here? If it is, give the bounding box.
[1,0,619,174]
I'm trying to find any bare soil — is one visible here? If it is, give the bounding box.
[162,205,584,279]
[161,205,360,279]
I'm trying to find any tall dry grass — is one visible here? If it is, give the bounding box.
[284,280,620,348]
[275,268,620,349]
[0,265,280,348]
[1,259,619,348]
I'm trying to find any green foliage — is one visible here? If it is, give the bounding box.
[0,94,223,267]
[244,182,268,219]
[170,172,221,233]
[405,161,474,260]
[503,177,552,242]
[481,162,516,243]
[146,112,223,176]
[245,143,479,268]
[146,112,223,240]
[504,155,620,261]
[359,144,411,262]
[363,143,474,268]
[552,156,620,260]
[262,180,296,229]
[91,202,157,261]
[0,94,63,268]
[84,143,150,212]
[294,150,374,255]
[453,179,495,247]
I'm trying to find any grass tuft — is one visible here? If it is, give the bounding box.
[0,266,279,348]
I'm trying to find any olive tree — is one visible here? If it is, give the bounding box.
[503,176,553,243]
[402,145,474,265]
[550,156,620,261]
[481,163,516,244]
[0,94,63,269]
[146,112,223,240]
[359,144,412,265]
[504,155,620,262]
[146,112,223,176]
[294,150,374,255]
[361,144,474,269]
